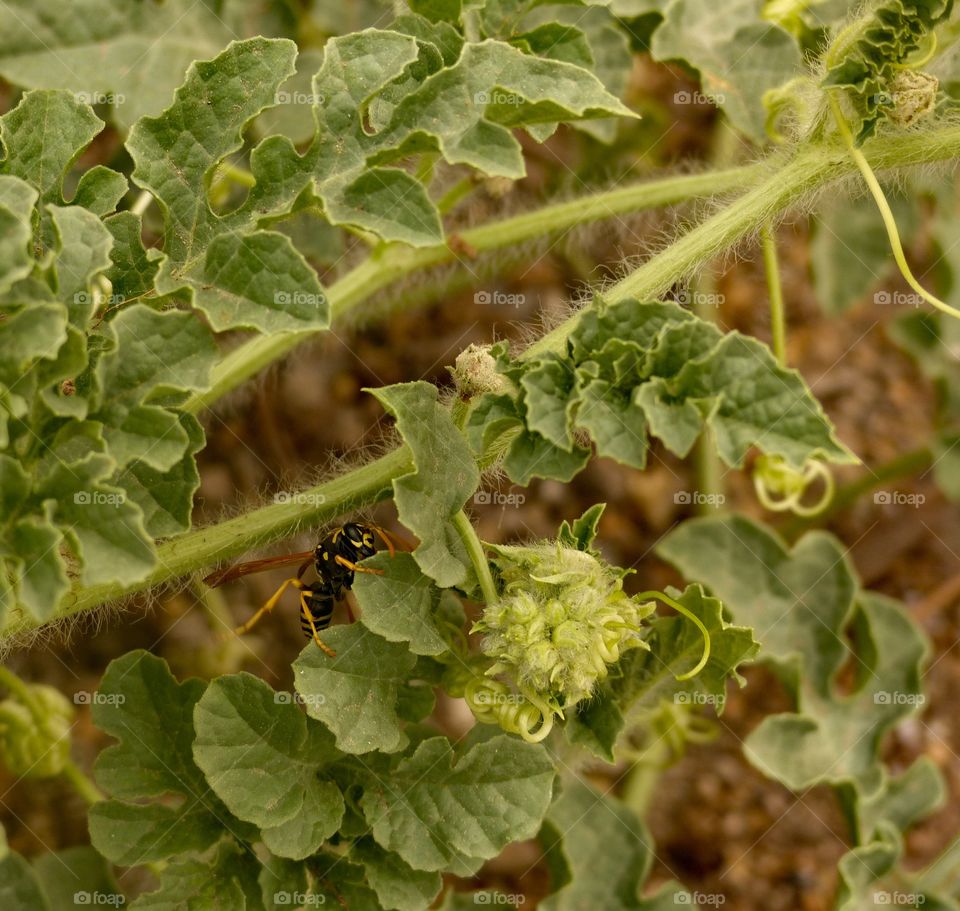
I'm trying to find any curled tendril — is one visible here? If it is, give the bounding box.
[635,591,711,681]
[445,661,558,744]
[753,454,835,517]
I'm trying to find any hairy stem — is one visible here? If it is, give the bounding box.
[761,222,788,365]
[452,510,499,606]
[524,125,960,358]
[13,126,960,637]
[183,165,758,413]
[2,447,412,639]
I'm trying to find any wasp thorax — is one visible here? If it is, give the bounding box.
[473,543,654,708]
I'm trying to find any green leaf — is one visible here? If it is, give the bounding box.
[566,584,758,760]
[115,412,205,538]
[354,552,452,655]
[0,851,50,911]
[93,305,216,470]
[32,846,123,910]
[293,624,418,754]
[539,780,692,910]
[37,449,156,588]
[359,734,555,874]
[193,672,345,861]
[127,38,330,333]
[823,0,952,143]
[371,382,480,588]
[129,842,261,911]
[658,516,857,691]
[0,0,242,131]
[89,651,227,864]
[304,30,635,243]
[651,0,803,142]
[485,298,853,484]
[0,178,36,295]
[643,331,856,467]
[659,518,930,796]
[355,840,443,911]
[745,593,928,793]
[0,90,102,205]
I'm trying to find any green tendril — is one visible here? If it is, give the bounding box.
[635,591,711,681]
[754,454,835,517]
[828,92,960,323]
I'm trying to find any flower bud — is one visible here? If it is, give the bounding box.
[474,543,652,708]
[0,684,74,778]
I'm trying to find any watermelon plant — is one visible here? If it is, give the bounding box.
[0,0,959,908]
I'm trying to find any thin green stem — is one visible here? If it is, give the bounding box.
[828,94,960,321]
[182,165,759,413]
[452,510,499,606]
[436,175,476,215]
[61,759,104,805]
[761,222,788,366]
[636,591,711,680]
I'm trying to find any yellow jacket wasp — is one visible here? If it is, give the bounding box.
[203,523,400,657]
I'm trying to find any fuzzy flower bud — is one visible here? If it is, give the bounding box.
[449,344,509,399]
[0,684,74,778]
[473,543,653,708]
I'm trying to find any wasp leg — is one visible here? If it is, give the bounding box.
[233,577,305,637]
[371,525,414,556]
[334,554,385,575]
[299,590,337,657]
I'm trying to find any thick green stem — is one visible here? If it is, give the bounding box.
[452,511,499,606]
[2,447,412,639]
[13,127,960,637]
[524,126,960,359]
[183,165,758,413]
[761,222,788,365]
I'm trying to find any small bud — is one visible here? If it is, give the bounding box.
[888,70,939,128]
[0,684,74,778]
[449,344,508,399]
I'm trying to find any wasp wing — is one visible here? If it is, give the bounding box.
[203,551,314,587]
